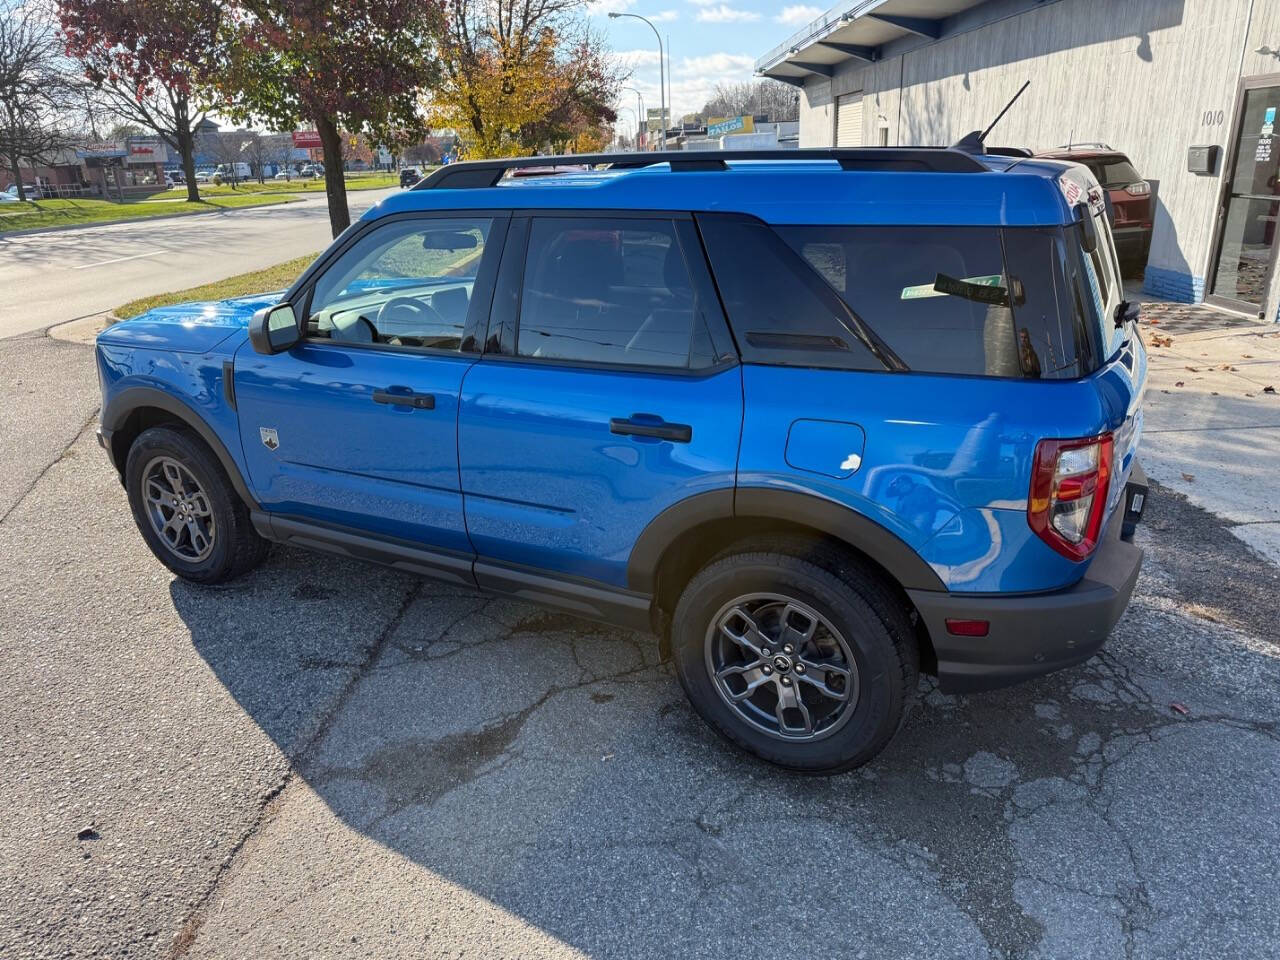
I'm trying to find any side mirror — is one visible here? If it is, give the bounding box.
[1114,299,1140,329]
[1075,201,1099,254]
[249,302,300,355]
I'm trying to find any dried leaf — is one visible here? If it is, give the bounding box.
[1181,472,1195,482]
[1170,702,1190,716]
[1242,354,1254,358]
[1265,385,1277,394]
[1175,380,1185,387]
[1185,366,1199,372]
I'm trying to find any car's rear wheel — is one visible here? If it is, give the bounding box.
[125,426,269,584]
[671,543,918,772]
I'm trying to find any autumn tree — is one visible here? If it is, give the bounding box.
[431,0,620,159]
[218,0,445,236]
[60,0,222,202]
[1,0,78,201]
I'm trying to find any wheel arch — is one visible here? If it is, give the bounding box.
[103,387,258,509]
[628,487,944,665]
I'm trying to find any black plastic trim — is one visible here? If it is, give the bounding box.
[414,148,988,189]
[258,513,476,587]
[735,487,946,592]
[627,489,734,594]
[474,560,652,632]
[222,360,236,410]
[102,386,259,508]
[910,516,1143,693]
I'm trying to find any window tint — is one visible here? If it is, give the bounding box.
[696,215,886,371]
[517,217,705,369]
[1086,157,1141,188]
[307,217,494,351]
[703,217,1097,379]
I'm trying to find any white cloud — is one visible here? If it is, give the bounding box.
[695,3,761,21]
[686,0,718,6]
[675,52,757,75]
[615,48,663,68]
[587,0,633,14]
[650,9,679,20]
[776,5,821,25]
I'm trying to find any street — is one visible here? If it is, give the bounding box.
[0,189,396,339]
[1,292,1278,958]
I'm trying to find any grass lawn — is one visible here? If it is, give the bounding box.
[200,170,410,196]
[114,253,319,320]
[0,192,299,235]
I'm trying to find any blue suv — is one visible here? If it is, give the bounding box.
[95,149,1148,771]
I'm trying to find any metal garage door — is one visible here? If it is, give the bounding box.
[835,93,863,147]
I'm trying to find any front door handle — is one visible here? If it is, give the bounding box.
[610,414,692,443]
[373,387,435,409]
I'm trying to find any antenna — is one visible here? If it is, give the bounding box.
[979,80,1030,142]
[951,80,1031,154]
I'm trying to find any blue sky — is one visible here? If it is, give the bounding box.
[589,0,822,131]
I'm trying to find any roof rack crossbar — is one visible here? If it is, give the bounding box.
[414,147,987,190]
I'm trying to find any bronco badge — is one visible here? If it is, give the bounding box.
[259,427,279,451]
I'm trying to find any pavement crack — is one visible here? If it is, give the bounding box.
[166,577,422,959]
[0,411,99,527]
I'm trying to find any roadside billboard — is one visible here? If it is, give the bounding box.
[292,130,323,148]
[707,115,755,138]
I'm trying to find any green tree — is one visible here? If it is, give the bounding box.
[218,0,445,236]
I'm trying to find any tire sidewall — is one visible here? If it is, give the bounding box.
[673,557,906,771]
[125,428,241,582]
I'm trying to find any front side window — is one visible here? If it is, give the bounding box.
[516,217,710,369]
[306,216,496,351]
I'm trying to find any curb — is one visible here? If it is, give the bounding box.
[46,312,118,345]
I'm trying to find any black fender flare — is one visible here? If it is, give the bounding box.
[102,386,259,509]
[627,486,945,595]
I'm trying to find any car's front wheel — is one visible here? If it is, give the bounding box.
[671,542,918,772]
[124,426,269,584]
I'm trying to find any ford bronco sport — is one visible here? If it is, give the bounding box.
[95,148,1148,771]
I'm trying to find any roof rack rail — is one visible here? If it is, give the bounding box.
[414,147,987,190]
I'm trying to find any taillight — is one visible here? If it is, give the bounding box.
[1125,181,1150,197]
[1028,434,1114,561]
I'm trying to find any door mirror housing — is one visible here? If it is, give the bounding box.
[249,302,300,355]
[1113,299,1140,329]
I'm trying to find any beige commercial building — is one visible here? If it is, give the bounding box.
[756,0,1280,320]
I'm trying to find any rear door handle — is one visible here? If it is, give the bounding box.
[373,387,435,409]
[610,415,692,443]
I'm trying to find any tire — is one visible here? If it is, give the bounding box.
[671,540,918,772]
[124,426,269,584]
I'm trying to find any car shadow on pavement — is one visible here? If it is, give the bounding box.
[168,504,1280,959]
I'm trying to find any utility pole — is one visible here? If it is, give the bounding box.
[608,12,666,149]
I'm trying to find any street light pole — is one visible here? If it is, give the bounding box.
[615,106,637,151]
[621,85,646,149]
[608,12,666,149]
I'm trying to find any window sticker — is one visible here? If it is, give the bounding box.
[901,274,1004,300]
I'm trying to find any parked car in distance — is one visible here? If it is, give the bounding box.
[1037,144,1152,276]
[194,170,213,183]
[94,148,1148,773]
[399,167,421,188]
[273,169,295,180]
[167,170,185,185]
[299,164,323,178]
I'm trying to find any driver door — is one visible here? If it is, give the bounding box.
[232,212,509,554]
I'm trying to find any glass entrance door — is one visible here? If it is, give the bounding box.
[1208,79,1280,315]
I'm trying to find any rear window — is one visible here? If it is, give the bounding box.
[1085,157,1141,188]
[697,215,1098,379]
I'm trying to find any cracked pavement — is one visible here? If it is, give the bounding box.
[2,327,1279,960]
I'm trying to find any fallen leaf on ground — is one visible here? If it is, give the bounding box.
[1181,472,1195,482]
[1265,385,1277,394]
[1185,366,1199,372]
[1170,702,1190,716]
[1242,354,1254,358]
[1175,380,1185,387]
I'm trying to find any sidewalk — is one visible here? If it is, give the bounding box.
[1135,293,1280,565]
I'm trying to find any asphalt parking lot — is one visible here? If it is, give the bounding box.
[2,327,1279,959]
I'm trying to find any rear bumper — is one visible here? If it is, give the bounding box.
[1112,225,1151,261]
[909,468,1147,693]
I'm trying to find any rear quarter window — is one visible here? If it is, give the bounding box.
[698,215,1097,379]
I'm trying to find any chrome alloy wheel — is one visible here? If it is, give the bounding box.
[704,593,860,742]
[141,456,216,562]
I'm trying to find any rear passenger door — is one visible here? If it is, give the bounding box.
[458,213,742,590]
